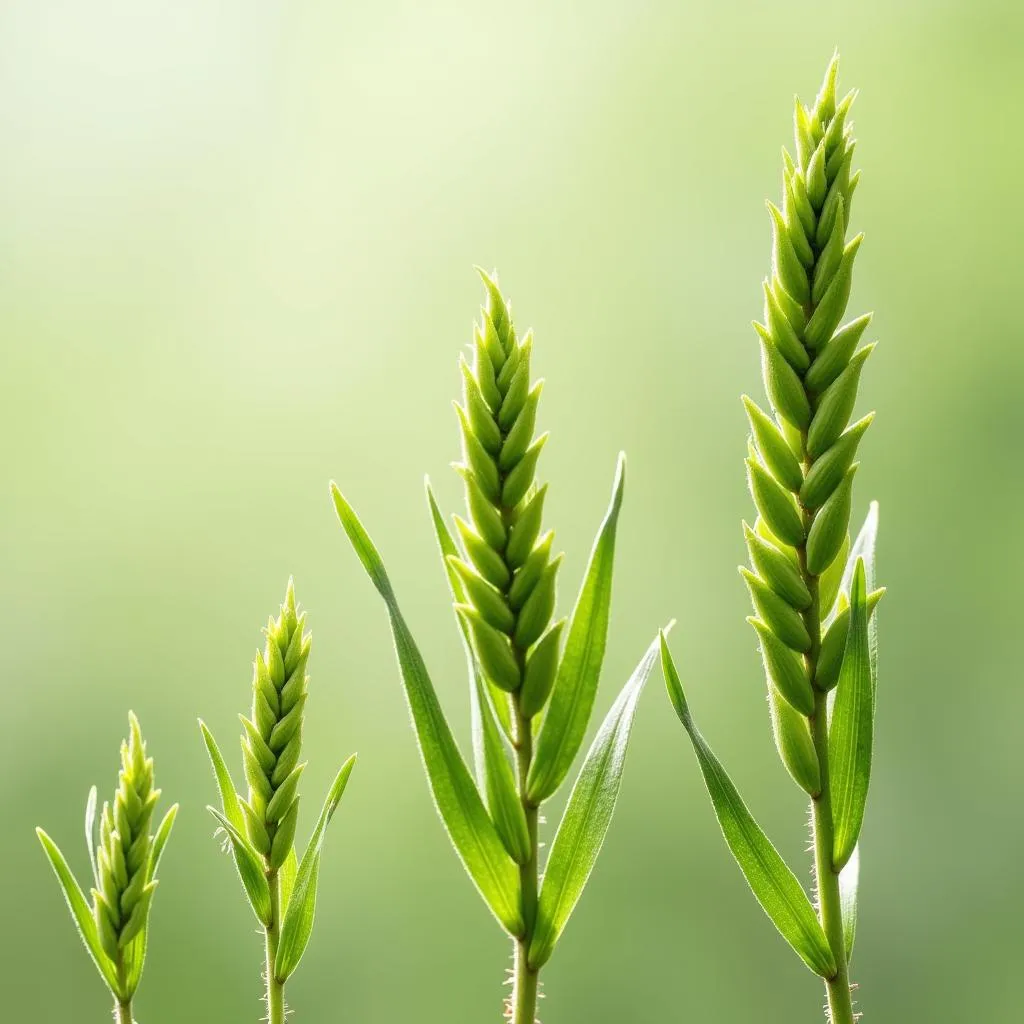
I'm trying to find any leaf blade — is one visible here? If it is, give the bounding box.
[829,560,873,869]
[36,828,121,996]
[332,484,524,936]
[661,636,836,978]
[275,755,356,981]
[839,844,860,960]
[528,453,626,804]
[199,720,245,832]
[207,808,272,925]
[529,632,660,968]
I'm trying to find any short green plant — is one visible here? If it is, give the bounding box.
[661,56,884,1022]
[332,270,662,1023]
[36,713,178,1024]
[200,581,356,1024]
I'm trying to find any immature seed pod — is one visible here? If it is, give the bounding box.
[818,532,850,618]
[804,235,863,349]
[771,275,807,333]
[767,684,821,796]
[506,485,548,568]
[816,587,886,690]
[800,414,873,509]
[747,458,805,548]
[449,558,516,633]
[743,522,812,611]
[741,569,812,653]
[503,434,549,508]
[757,327,811,428]
[458,605,522,692]
[515,556,563,650]
[805,313,872,393]
[811,197,846,304]
[806,345,875,458]
[520,619,566,718]
[454,516,511,589]
[742,396,804,493]
[500,382,543,471]
[509,532,555,611]
[748,617,814,713]
[762,281,810,372]
[768,202,810,304]
[806,465,858,575]
[805,140,827,209]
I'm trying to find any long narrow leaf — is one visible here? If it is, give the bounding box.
[275,755,356,981]
[199,720,245,831]
[36,828,121,995]
[839,845,860,960]
[332,484,524,936]
[148,803,179,883]
[207,808,272,925]
[279,847,299,913]
[530,632,661,969]
[660,636,836,979]
[829,560,873,870]
[84,786,99,888]
[528,453,626,804]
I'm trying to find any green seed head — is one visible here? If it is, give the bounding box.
[93,713,160,961]
[240,578,309,868]
[744,56,875,663]
[453,270,562,711]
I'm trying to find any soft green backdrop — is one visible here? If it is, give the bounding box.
[3,1,1021,1020]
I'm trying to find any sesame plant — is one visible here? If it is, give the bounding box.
[660,56,884,1022]
[36,713,178,1024]
[332,270,661,1023]
[200,581,356,1024]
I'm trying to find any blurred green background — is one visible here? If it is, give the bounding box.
[3,0,1021,1020]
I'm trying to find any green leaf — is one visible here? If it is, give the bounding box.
[36,828,121,997]
[829,560,873,870]
[840,844,860,960]
[207,808,272,925]
[660,636,836,978]
[199,720,245,832]
[839,501,880,699]
[528,453,626,804]
[332,484,524,936]
[530,632,661,969]
[279,847,299,913]
[148,804,179,884]
[275,755,356,981]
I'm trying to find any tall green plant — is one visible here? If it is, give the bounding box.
[36,713,178,1024]
[661,56,884,1022]
[200,581,356,1024]
[332,270,662,1023]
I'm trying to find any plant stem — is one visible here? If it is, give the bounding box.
[511,696,540,1024]
[114,1000,133,1024]
[265,869,285,1024]
[799,458,855,1024]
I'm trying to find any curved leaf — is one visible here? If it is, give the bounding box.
[36,828,121,996]
[279,847,299,914]
[332,484,524,936]
[528,453,625,804]
[199,720,244,831]
[530,632,660,968]
[84,785,99,888]
[840,844,860,960]
[829,560,873,870]
[661,636,836,979]
[275,755,356,981]
[207,808,272,925]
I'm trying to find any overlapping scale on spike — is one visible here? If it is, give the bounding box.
[453,271,563,713]
[93,714,161,959]
[743,56,877,794]
[239,580,309,869]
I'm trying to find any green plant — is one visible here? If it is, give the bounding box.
[200,581,356,1024]
[36,713,178,1024]
[332,270,662,1023]
[661,55,884,1022]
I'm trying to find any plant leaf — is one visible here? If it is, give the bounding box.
[660,636,836,978]
[207,808,272,925]
[275,755,356,982]
[839,844,860,960]
[332,484,524,936]
[36,828,121,996]
[527,453,625,804]
[529,632,660,969]
[829,560,873,870]
[199,720,245,831]
[148,803,179,884]
[84,785,99,888]
[279,847,299,913]
[844,501,880,699]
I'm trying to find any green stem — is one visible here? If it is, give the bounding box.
[265,870,285,1024]
[511,696,540,1024]
[799,460,855,1024]
[114,1000,133,1024]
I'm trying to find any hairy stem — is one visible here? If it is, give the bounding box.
[265,870,285,1024]
[511,696,540,1024]
[115,1000,133,1024]
[799,474,855,1024]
